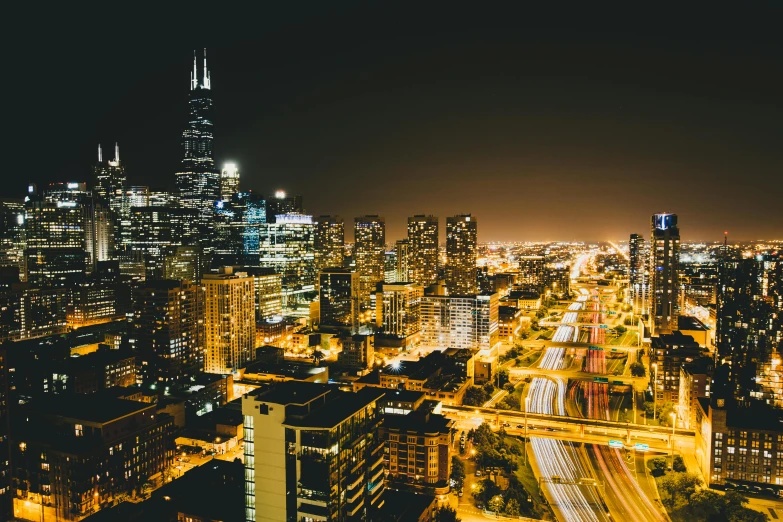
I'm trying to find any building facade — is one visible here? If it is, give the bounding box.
[650,213,680,334]
[420,293,499,350]
[376,282,423,340]
[629,233,648,316]
[242,382,386,522]
[319,268,359,330]
[203,267,255,374]
[407,215,439,287]
[445,215,477,295]
[354,216,386,310]
[314,215,345,274]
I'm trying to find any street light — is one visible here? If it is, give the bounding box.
[524,396,531,465]
[669,411,677,468]
[651,363,658,421]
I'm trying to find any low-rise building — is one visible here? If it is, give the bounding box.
[695,397,783,495]
[12,395,173,520]
[339,333,375,370]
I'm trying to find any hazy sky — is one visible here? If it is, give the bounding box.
[6,5,783,242]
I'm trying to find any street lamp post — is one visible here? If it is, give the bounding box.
[669,411,677,468]
[524,396,530,466]
[651,363,658,421]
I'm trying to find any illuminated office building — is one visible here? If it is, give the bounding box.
[239,267,283,321]
[0,287,68,341]
[214,192,267,267]
[314,215,345,273]
[518,255,545,292]
[93,142,126,209]
[650,213,680,334]
[0,199,25,273]
[319,268,359,330]
[220,162,240,200]
[375,282,423,340]
[43,182,89,204]
[129,206,200,280]
[24,198,87,286]
[203,267,255,374]
[116,186,150,249]
[384,250,397,283]
[629,233,649,315]
[407,215,438,287]
[133,279,204,383]
[175,50,220,224]
[259,213,315,313]
[445,214,478,295]
[84,197,114,271]
[354,216,385,309]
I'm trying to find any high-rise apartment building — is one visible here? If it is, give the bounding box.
[407,215,438,287]
[176,50,220,224]
[220,162,240,200]
[650,213,680,334]
[395,239,410,283]
[133,279,204,384]
[420,293,498,349]
[717,252,782,400]
[239,267,284,321]
[354,216,385,309]
[319,268,359,329]
[518,255,545,292]
[203,267,255,374]
[375,282,423,341]
[314,215,345,273]
[0,346,9,520]
[242,382,386,522]
[629,233,649,315]
[445,214,478,295]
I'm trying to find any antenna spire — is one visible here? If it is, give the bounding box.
[98,144,102,163]
[114,142,120,163]
[191,51,198,90]
[203,48,211,89]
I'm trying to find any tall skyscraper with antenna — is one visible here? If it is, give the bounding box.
[176,49,220,224]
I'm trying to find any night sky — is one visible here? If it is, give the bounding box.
[6,5,783,242]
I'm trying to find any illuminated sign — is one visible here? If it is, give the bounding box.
[67,182,80,190]
[633,443,649,451]
[608,440,624,449]
[275,190,286,199]
[56,201,78,208]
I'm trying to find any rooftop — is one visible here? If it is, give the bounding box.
[253,380,333,405]
[28,394,153,424]
[678,315,710,331]
[284,387,386,428]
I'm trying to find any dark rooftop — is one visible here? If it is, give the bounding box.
[651,330,700,348]
[28,394,153,424]
[284,387,386,429]
[254,380,333,405]
[382,409,452,434]
[678,315,709,331]
[381,490,437,522]
[381,389,426,404]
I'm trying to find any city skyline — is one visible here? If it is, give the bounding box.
[7,6,783,243]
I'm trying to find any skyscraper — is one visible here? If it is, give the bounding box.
[650,213,680,334]
[407,215,439,287]
[93,143,126,210]
[395,239,410,283]
[24,197,87,286]
[318,267,359,330]
[220,162,240,200]
[628,233,648,315]
[314,215,345,273]
[375,282,423,342]
[265,191,303,223]
[176,50,220,223]
[445,214,478,295]
[354,216,385,309]
[203,267,255,374]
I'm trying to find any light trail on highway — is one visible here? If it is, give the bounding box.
[529,345,610,522]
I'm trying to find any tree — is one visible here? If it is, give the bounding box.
[497,369,510,387]
[630,361,646,377]
[463,386,491,406]
[685,489,723,520]
[488,495,505,514]
[450,456,465,491]
[505,498,521,516]
[312,350,325,366]
[615,325,627,334]
[483,382,496,396]
[432,505,461,522]
[672,455,686,472]
[647,457,667,476]
[503,382,516,393]
[658,472,702,510]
